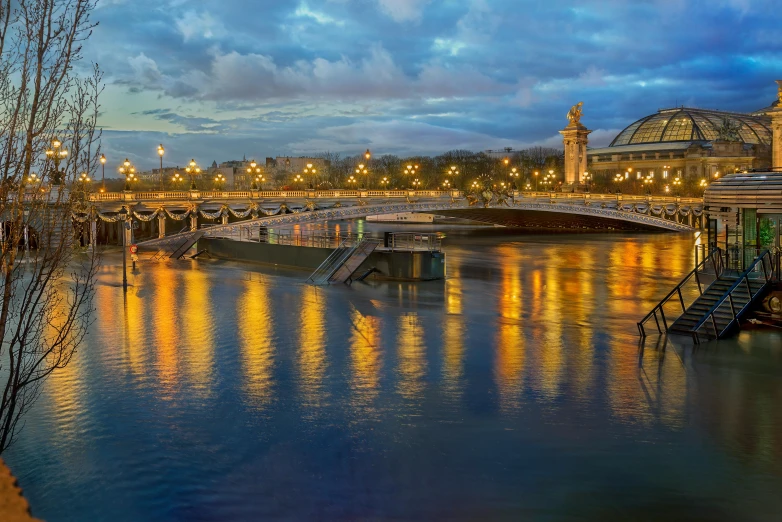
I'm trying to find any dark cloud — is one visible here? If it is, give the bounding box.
[87,0,782,168]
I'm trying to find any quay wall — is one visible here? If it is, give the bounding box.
[0,459,40,521]
[199,238,445,281]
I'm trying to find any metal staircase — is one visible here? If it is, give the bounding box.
[306,237,380,285]
[639,249,775,343]
[148,230,204,261]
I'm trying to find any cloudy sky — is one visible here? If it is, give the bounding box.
[90,0,782,170]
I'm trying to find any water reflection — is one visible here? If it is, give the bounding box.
[348,308,382,415]
[298,285,328,408]
[181,269,215,399]
[238,278,276,409]
[397,313,427,403]
[8,232,782,522]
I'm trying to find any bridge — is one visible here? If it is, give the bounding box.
[75,189,704,249]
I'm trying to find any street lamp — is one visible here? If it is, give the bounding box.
[404,164,418,187]
[157,144,165,190]
[509,167,519,188]
[214,173,226,190]
[355,163,368,187]
[471,180,479,191]
[79,172,91,184]
[292,174,304,188]
[699,178,708,191]
[449,165,459,177]
[247,160,263,189]
[412,178,421,189]
[441,179,451,190]
[304,163,317,188]
[100,154,106,192]
[185,159,201,189]
[26,172,40,185]
[119,159,136,191]
[380,176,389,188]
[347,175,357,186]
[171,172,183,188]
[45,137,68,184]
[582,171,591,192]
[672,176,682,196]
[534,171,539,191]
[364,149,371,161]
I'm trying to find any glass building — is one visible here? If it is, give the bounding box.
[588,107,773,181]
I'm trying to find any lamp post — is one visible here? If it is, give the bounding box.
[292,174,304,188]
[45,137,68,184]
[119,159,136,191]
[185,159,201,189]
[171,172,183,188]
[157,144,165,190]
[355,163,368,188]
[582,171,591,192]
[380,176,389,188]
[247,160,262,190]
[509,167,519,189]
[255,174,265,190]
[364,149,371,162]
[441,179,451,190]
[304,163,317,188]
[412,178,421,190]
[534,171,539,191]
[672,176,682,196]
[699,178,708,192]
[347,175,357,187]
[214,173,226,190]
[100,154,106,192]
[405,164,418,188]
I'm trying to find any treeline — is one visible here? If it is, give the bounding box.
[314,148,565,189]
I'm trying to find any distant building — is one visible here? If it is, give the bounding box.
[587,107,773,180]
[266,156,328,173]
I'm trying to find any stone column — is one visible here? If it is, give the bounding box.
[771,80,782,169]
[190,208,198,232]
[157,213,166,239]
[560,122,591,186]
[90,217,97,251]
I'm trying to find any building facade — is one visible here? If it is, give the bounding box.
[588,107,773,182]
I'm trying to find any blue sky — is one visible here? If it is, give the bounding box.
[90,0,782,170]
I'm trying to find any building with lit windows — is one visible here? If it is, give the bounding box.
[588,107,773,182]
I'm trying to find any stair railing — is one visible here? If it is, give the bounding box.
[638,247,723,338]
[306,237,362,285]
[690,250,773,343]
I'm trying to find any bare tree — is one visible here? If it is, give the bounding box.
[0,0,101,453]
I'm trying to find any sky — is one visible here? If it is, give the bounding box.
[88,0,782,170]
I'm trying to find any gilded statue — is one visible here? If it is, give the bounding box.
[567,102,583,125]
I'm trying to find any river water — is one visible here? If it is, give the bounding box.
[5,225,782,521]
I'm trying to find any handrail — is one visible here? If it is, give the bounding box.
[690,250,773,342]
[638,247,723,337]
[306,237,364,285]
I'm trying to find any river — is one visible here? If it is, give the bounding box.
[5,225,782,521]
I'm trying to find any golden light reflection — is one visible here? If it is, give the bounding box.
[153,266,179,398]
[494,246,525,410]
[181,269,215,398]
[238,279,275,408]
[442,314,465,401]
[397,313,427,401]
[124,285,147,377]
[349,308,382,412]
[534,247,563,400]
[298,285,328,407]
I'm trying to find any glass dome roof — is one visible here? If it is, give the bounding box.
[610,108,772,147]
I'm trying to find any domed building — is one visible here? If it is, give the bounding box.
[587,107,773,181]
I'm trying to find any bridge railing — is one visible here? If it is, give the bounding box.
[86,189,703,206]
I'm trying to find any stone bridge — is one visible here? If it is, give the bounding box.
[79,189,703,248]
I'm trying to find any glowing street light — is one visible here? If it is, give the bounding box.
[119,159,137,191]
[380,176,389,188]
[171,172,183,187]
[214,173,226,190]
[45,137,68,184]
[185,159,201,189]
[247,160,263,189]
[157,144,165,190]
[347,175,357,186]
[100,154,107,192]
[364,149,371,161]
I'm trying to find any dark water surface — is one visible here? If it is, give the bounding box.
[6,228,782,521]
